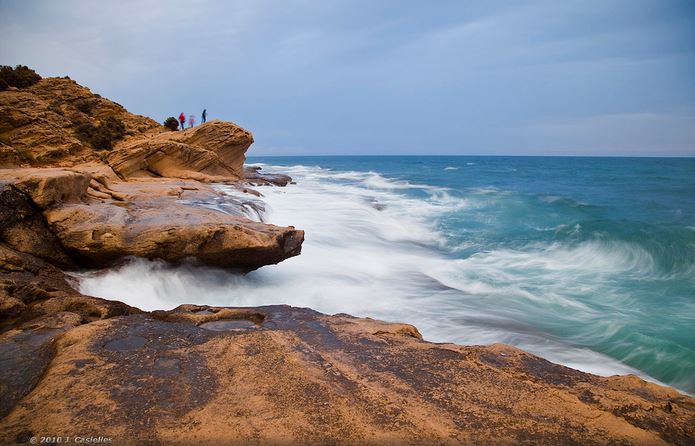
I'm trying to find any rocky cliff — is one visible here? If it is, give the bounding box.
[0,75,300,271]
[0,76,253,181]
[107,120,253,180]
[0,77,160,166]
[1,74,693,445]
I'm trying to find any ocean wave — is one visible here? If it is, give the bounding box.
[538,195,591,208]
[470,187,503,195]
[77,162,695,394]
[425,240,659,316]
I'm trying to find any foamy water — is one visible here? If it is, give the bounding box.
[77,158,695,393]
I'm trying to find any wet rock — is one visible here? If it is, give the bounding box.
[0,305,692,445]
[0,168,304,271]
[0,244,139,330]
[199,319,258,331]
[44,198,303,270]
[0,180,74,267]
[0,312,81,418]
[243,166,293,186]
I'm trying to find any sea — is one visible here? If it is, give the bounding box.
[78,156,695,394]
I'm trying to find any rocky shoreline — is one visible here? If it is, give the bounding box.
[1,76,693,445]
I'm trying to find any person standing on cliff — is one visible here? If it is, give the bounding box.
[188,114,195,128]
[202,109,207,124]
[178,112,185,130]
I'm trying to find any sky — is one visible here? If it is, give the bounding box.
[1,0,694,156]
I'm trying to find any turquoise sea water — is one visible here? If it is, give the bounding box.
[80,156,695,394]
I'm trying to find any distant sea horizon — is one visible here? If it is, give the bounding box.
[249,154,695,159]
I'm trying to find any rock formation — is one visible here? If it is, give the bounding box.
[0,168,303,271]
[244,165,293,186]
[0,288,693,445]
[0,76,255,183]
[106,120,253,181]
[0,77,160,167]
[0,75,300,270]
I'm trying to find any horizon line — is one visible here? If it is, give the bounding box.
[247,154,695,159]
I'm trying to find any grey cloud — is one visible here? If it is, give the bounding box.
[1,0,693,156]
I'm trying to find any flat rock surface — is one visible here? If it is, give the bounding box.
[0,303,692,445]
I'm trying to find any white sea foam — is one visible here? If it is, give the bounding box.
[76,163,672,389]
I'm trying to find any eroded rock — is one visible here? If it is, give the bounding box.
[106,120,253,181]
[0,77,161,167]
[45,200,303,270]
[0,304,692,445]
[0,176,75,267]
[0,244,139,420]
[0,167,90,208]
[0,168,304,271]
[244,165,293,186]
[0,244,138,329]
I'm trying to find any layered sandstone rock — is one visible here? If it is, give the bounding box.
[0,77,160,167]
[0,244,137,327]
[0,167,91,207]
[0,299,692,445]
[0,77,253,184]
[106,120,253,181]
[0,72,302,282]
[0,179,75,267]
[45,196,302,270]
[0,168,303,271]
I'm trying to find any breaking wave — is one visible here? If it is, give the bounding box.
[77,161,695,394]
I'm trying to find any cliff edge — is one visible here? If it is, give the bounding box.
[0,76,253,182]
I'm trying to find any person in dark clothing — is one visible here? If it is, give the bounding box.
[178,112,185,130]
[202,109,207,123]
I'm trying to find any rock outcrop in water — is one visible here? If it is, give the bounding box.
[1,72,693,445]
[0,167,302,271]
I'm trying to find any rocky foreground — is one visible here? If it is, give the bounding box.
[1,76,694,445]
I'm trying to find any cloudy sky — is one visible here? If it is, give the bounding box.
[1,0,694,156]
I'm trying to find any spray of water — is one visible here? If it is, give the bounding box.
[77,163,694,392]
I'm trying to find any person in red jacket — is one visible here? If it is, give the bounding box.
[178,112,185,130]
